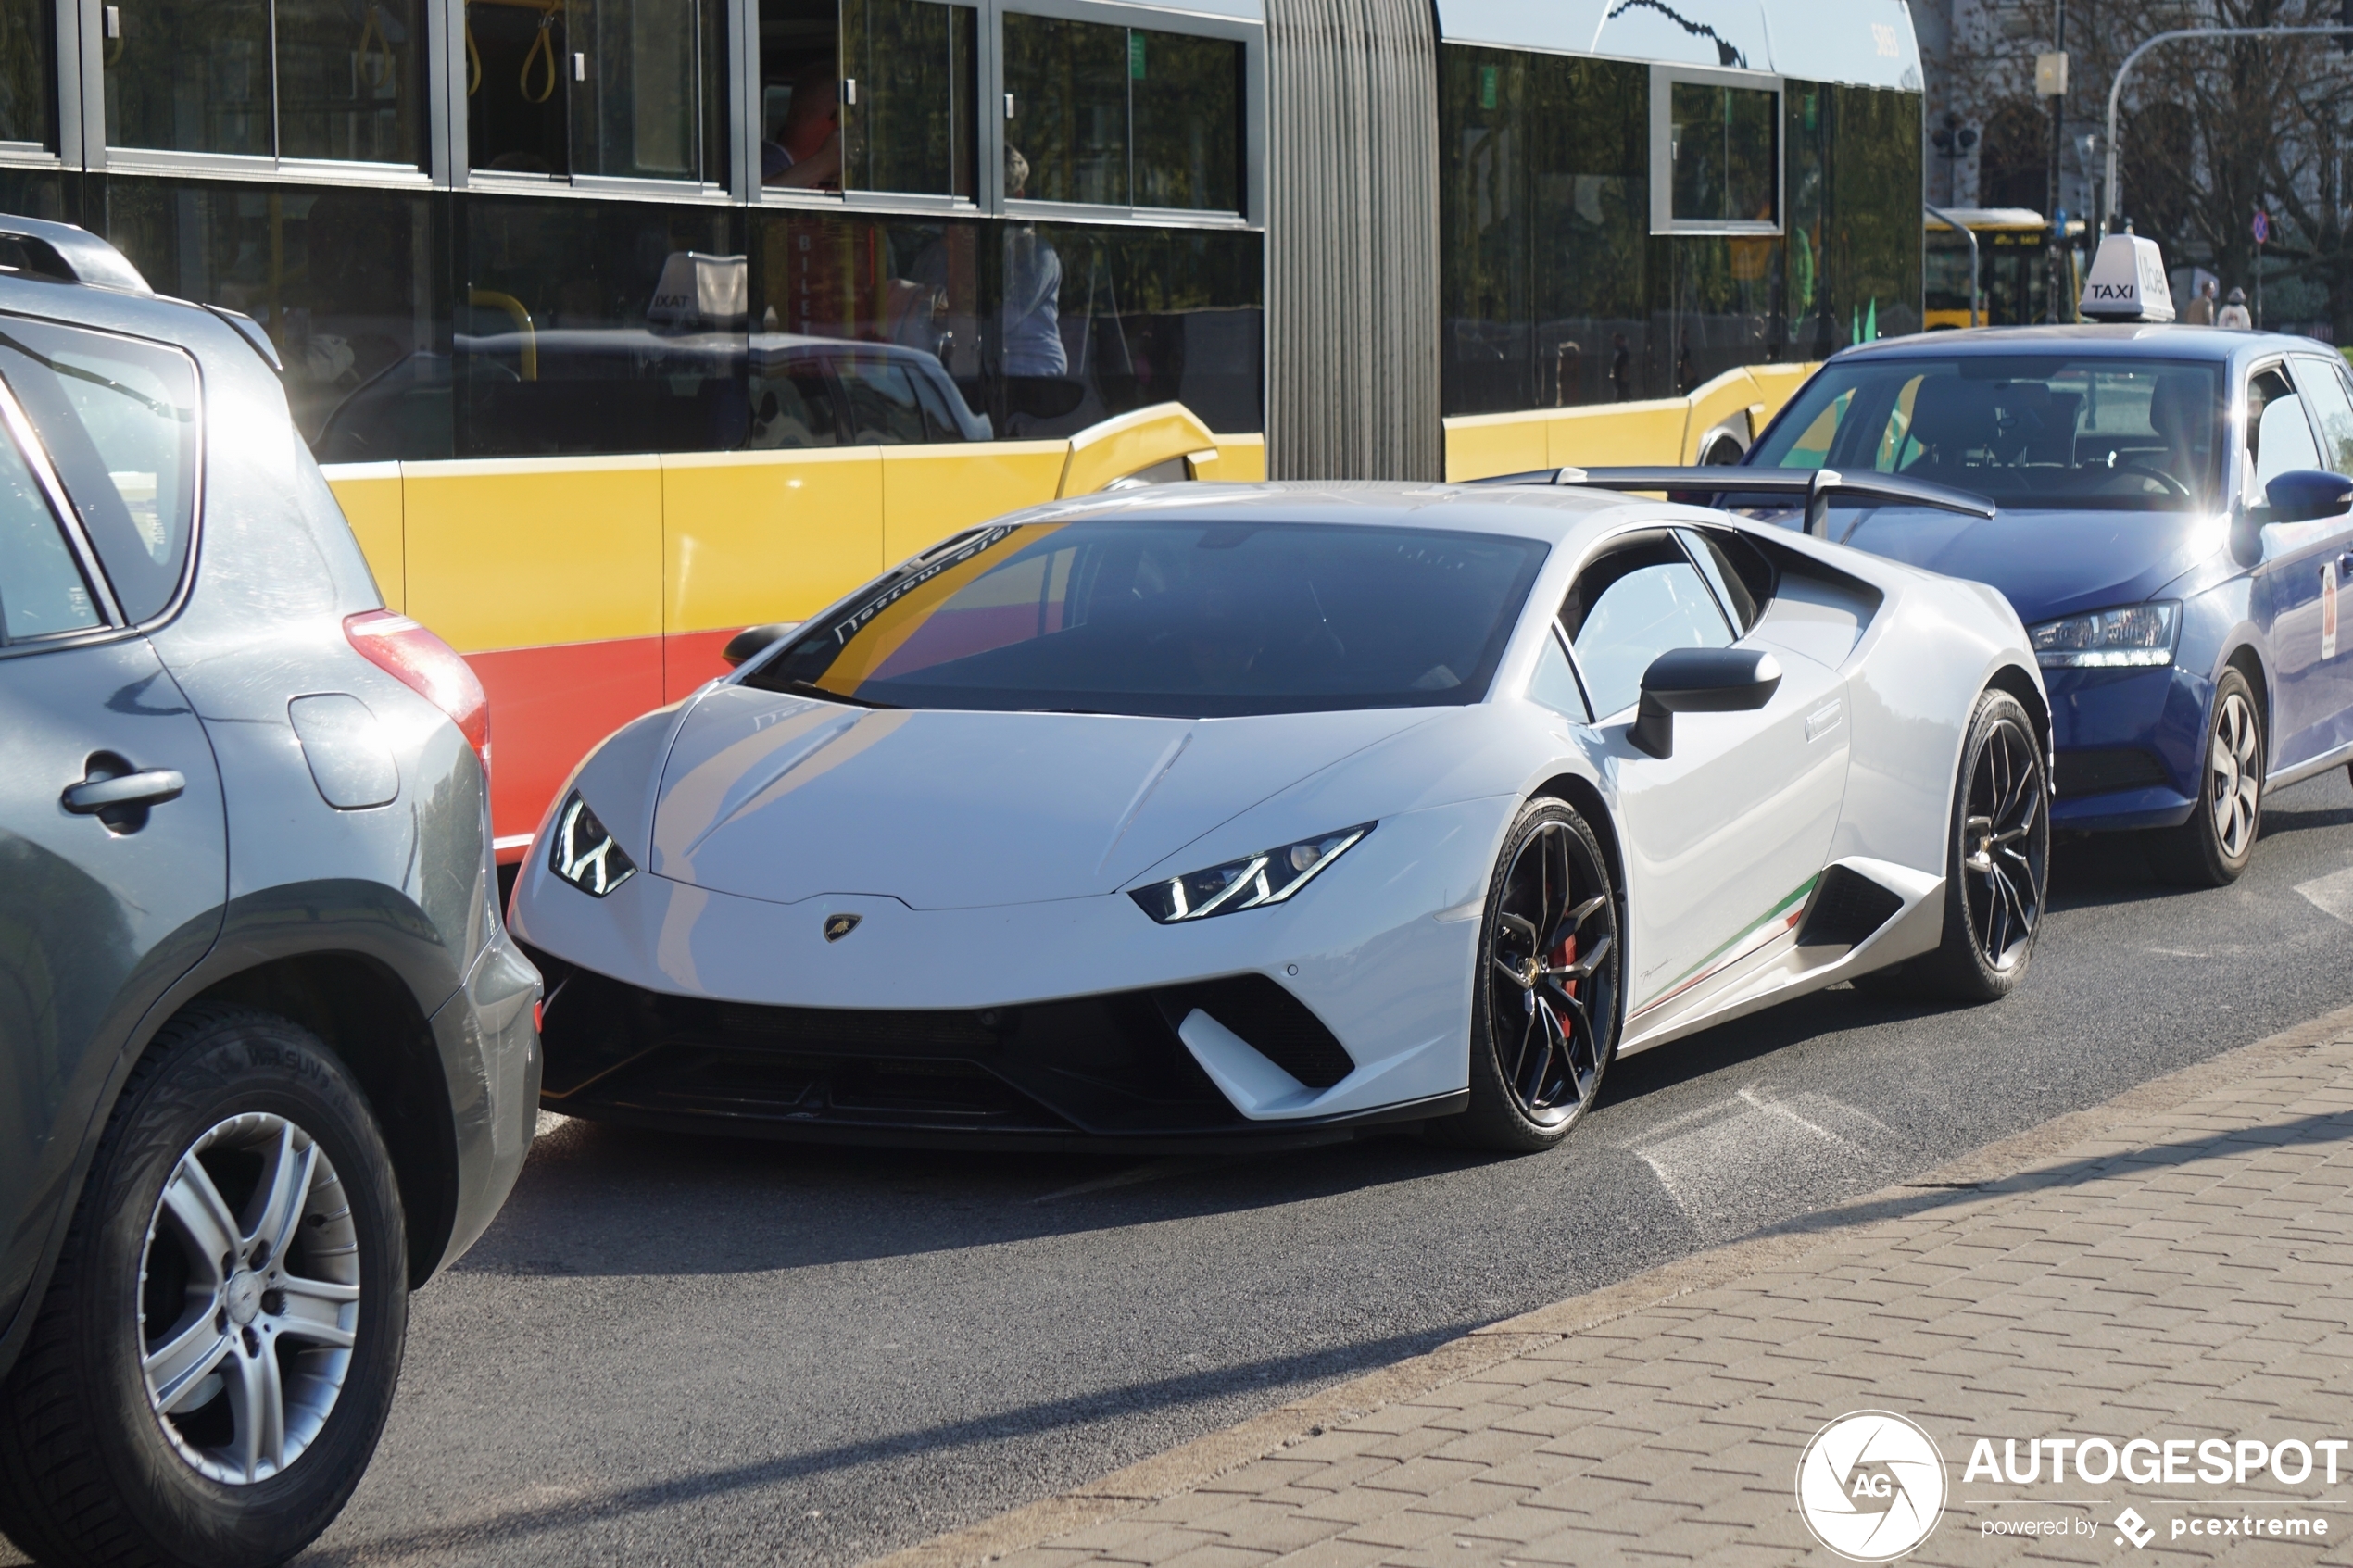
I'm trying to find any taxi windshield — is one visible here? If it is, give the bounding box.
[749,518,1549,718]
[1747,356,2224,511]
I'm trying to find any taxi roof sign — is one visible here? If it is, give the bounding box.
[2079,233,2176,323]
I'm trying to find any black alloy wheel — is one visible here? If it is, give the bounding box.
[1440,799,1622,1151]
[1862,689,2049,1002]
[1957,701,2048,975]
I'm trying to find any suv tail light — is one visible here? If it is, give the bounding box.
[344,610,491,780]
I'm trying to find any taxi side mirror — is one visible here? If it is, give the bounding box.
[2262,469,2353,525]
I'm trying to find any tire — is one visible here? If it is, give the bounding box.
[0,1007,408,1568]
[2147,667,2263,887]
[1435,798,1623,1152]
[1900,688,2052,1002]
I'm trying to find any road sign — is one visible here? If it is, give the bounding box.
[2254,208,2271,245]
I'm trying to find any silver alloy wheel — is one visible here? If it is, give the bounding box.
[2209,689,2261,859]
[138,1113,361,1486]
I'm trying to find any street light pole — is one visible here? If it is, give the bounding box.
[1926,204,1982,328]
[2104,24,2353,234]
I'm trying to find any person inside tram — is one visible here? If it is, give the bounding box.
[763,63,841,190]
[1000,149,1065,379]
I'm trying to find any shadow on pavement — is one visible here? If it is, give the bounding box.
[1755,1100,2353,1243]
[292,1323,1475,1566]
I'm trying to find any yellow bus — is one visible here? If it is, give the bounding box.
[1924,207,2087,330]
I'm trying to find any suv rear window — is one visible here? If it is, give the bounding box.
[0,317,199,622]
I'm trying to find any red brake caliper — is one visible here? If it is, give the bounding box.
[1551,934,1578,999]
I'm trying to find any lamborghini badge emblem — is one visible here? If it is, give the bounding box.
[823,913,862,942]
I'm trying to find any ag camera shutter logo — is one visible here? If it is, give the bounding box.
[1795,1411,1948,1561]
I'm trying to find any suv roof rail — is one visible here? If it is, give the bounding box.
[0,213,152,295]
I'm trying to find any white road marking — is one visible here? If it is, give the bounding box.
[2296,865,2353,924]
[1629,1085,1893,1239]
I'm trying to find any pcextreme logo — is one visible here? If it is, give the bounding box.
[1796,1411,1948,1561]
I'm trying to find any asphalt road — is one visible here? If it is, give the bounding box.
[20,774,2353,1568]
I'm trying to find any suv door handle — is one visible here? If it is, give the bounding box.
[62,769,185,813]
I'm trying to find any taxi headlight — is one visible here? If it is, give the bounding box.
[549,792,635,897]
[1130,824,1374,923]
[2027,600,2180,668]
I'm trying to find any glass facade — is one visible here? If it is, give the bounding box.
[1439,44,1919,419]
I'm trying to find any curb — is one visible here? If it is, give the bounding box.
[862,999,2353,1568]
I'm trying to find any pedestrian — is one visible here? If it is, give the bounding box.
[2218,286,2252,330]
[2183,279,2217,325]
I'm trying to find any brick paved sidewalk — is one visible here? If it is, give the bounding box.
[878,1008,2353,1568]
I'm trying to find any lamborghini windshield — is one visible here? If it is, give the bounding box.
[1747,356,2224,511]
[750,519,1548,718]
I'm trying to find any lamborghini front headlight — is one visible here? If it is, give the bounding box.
[548,792,635,897]
[1129,824,1373,923]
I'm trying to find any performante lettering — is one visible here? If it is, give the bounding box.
[824,524,1016,647]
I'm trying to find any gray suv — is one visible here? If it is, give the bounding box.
[0,216,539,1566]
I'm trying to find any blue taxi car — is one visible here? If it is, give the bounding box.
[1730,324,2353,884]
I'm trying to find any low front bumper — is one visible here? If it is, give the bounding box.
[507,797,1506,1142]
[2046,664,2208,831]
[520,943,1463,1148]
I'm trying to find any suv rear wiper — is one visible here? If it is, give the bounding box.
[1479,465,1997,536]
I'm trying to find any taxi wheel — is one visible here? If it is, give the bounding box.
[2148,669,2262,888]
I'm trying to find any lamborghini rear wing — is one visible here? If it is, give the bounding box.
[1477,466,1996,536]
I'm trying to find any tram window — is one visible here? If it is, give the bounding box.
[574,0,723,181]
[107,0,422,164]
[1439,45,1652,416]
[466,0,569,174]
[1131,30,1241,212]
[468,0,721,182]
[455,197,742,457]
[752,211,989,436]
[842,0,976,198]
[0,0,55,147]
[277,0,426,163]
[747,358,839,448]
[1009,223,1263,438]
[1003,14,1128,207]
[99,177,449,460]
[105,0,271,156]
[837,354,929,444]
[761,0,841,191]
[1660,78,1778,230]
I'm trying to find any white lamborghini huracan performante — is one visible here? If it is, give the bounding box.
[510,483,2050,1152]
